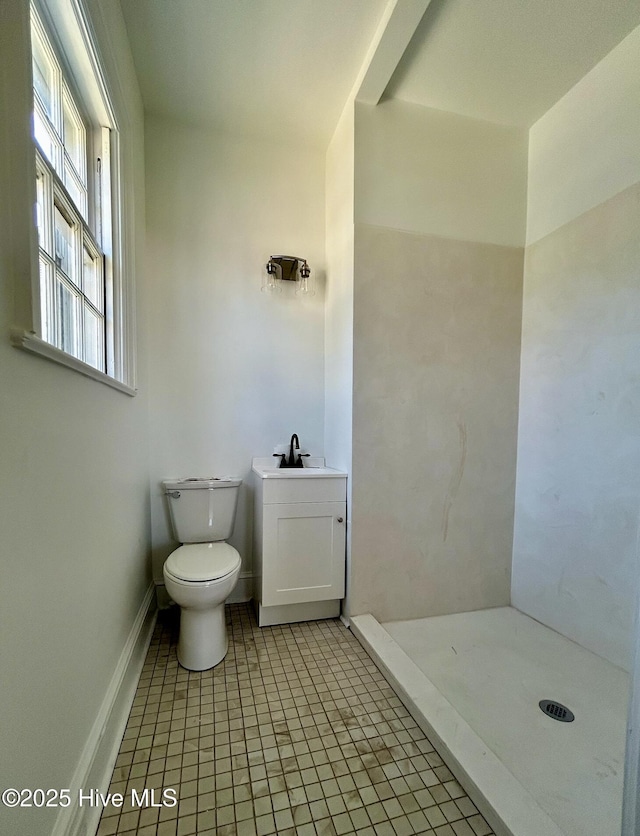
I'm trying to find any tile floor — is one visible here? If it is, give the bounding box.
[97,604,494,836]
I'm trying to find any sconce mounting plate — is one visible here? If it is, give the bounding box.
[266,255,309,282]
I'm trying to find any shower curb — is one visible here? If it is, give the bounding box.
[350,613,564,836]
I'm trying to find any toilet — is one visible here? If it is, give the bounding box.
[162,476,242,671]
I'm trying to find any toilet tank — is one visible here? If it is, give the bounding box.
[163,477,242,543]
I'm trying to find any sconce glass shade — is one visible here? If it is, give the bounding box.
[295,265,315,296]
[261,260,282,293]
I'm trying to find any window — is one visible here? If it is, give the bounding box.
[13,0,135,393]
[31,3,110,373]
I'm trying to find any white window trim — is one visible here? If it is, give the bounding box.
[10,328,136,395]
[13,0,137,396]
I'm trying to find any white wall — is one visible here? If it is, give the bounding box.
[526,25,640,246]
[0,2,150,834]
[325,100,355,613]
[512,25,640,670]
[145,115,326,586]
[325,101,355,476]
[355,99,528,247]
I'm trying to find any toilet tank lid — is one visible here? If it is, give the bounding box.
[163,477,242,491]
[165,543,241,581]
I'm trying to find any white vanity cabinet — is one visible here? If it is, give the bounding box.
[252,458,347,627]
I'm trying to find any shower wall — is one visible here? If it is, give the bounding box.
[512,26,640,670]
[349,100,527,622]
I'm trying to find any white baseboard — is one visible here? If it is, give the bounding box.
[52,583,157,836]
[256,598,341,627]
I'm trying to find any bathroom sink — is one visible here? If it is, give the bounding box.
[252,460,346,479]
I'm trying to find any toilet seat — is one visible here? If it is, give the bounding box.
[165,542,240,583]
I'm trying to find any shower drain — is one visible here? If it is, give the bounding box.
[539,699,575,722]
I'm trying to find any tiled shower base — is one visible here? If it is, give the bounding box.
[350,607,629,836]
[98,603,496,835]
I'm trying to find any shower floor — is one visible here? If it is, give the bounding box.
[350,606,628,836]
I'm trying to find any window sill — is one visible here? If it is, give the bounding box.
[10,329,137,396]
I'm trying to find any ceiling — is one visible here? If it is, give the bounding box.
[119,0,640,147]
[117,0,389,148]
[388,0,640,126]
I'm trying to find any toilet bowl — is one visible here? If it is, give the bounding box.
[163,542,241,670]
[163,477,242,671]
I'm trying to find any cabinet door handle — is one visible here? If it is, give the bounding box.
[337,517,344,523]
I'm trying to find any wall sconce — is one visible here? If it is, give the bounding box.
[262,255,314,296]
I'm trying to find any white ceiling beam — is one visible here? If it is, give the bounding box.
[356,0,432,105]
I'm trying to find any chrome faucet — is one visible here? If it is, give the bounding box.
[273,433,310,468]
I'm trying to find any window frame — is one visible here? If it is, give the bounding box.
[11,0,136,396]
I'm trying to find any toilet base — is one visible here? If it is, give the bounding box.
[177,602,228,670]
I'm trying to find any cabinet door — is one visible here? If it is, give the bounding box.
[262,502,346,607]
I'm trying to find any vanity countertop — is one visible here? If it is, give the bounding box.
[252,457,347,479]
